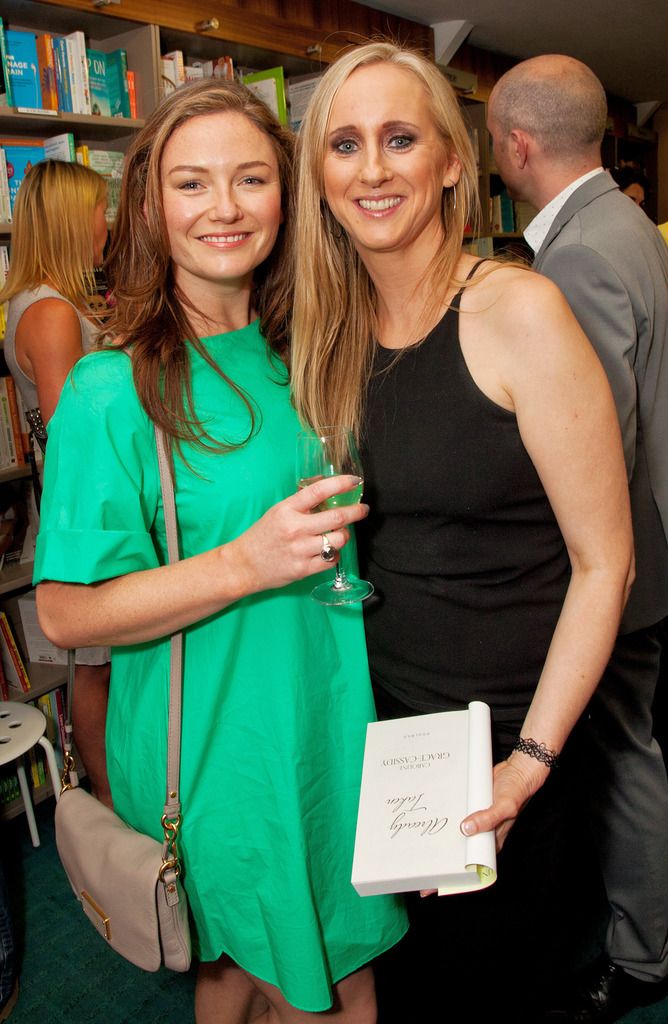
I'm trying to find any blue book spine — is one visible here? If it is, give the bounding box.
[5,30,42,109]
[53,37,71,113]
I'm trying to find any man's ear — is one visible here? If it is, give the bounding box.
[509,129,530,169]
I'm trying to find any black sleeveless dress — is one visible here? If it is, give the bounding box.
[359,282,571,755]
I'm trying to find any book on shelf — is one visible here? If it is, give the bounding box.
[43,131,76,163]
[0,766,20,806]
[189,55,235,80]
[36,33,58,112]
[286,73,321,132]
[3,378,25,466]
[0,247,8,343]
[5,29,43,111]
[160,55,178,98]
[126,69,137,118]
[242,66,288,125]
[184,65,204,84]
[0,18,12,107]
[0,610,30,693]
[53,35,72,113]
[0,650,8,700]
[0,139,46,213]
[351,701,497,897]
[0,150,10,223]
[491,191,515,233]
[27,744,45,788]
[37,691,64,772]
[87,148,124,220]
[64,31,91,116]
[105,49,130,118]
[163,50,185,87]
[0,377,19,468]
[86,48,111,117]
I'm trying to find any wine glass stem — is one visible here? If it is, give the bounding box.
[332,566,352,591]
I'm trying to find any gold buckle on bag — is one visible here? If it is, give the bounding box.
[160,813,182,881]
[60,751,77,794]
[81,890,112,941]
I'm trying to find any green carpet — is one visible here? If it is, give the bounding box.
[3,799,668,1023]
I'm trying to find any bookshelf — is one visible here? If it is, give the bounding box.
[0,0,431,822]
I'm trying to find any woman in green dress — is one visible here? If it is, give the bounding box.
[33,78,406,1023]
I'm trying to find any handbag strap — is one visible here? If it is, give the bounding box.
[154,424,183,827]
[63,426,184,838]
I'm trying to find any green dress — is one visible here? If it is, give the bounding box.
[34,321,407,1011]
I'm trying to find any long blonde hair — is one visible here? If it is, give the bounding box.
[291,41,481,438]
[0,159,106,309]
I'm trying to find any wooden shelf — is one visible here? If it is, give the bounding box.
[0,561,33,596]
[0,465,31,483]
[9,662,68,702]
[0,107,144,140]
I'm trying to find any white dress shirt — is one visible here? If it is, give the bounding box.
[523,168,605,253]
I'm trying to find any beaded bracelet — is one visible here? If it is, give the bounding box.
[512,737,560,769]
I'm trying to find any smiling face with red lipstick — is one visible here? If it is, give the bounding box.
[161,110,283,314]
[322,63,461,268]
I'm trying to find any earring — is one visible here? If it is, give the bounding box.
[452,183,457,210]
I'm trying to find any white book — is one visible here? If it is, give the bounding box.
[163,50,185,85]
[351,702,497,896]
[65,31,91,115]
[160,56,178,98]
[43,132,75,162]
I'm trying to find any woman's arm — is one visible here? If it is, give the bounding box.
[37,473,367,648]
[15,298,84,423]
[459,269,634,849]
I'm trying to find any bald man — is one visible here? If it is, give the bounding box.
[489,55,668,1023]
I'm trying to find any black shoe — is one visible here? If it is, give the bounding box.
[542,955,668,1022]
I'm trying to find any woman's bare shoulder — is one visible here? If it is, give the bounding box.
[460,258,572,334]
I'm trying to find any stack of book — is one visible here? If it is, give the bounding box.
[0,376,28,470]
[0,18,136,120]
[160,48,235,98]
[160,48,307,129]
[0,132,125,217]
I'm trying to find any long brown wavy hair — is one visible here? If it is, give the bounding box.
[105,77,295,450]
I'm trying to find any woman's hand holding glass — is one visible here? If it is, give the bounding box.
[226,472,369,598]
[296,429,374,604]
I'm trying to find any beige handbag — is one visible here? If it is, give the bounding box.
[54,426,192,973]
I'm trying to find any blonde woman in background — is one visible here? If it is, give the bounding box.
[291,41,634,1018]
[0,159,112,807]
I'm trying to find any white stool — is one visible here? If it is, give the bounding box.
[0,701,60,847]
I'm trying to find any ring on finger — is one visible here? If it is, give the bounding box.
[320,533,338,562]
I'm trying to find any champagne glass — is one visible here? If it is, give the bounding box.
[297,428,374,605]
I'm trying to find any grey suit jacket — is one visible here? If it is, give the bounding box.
[533,171,668,632]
